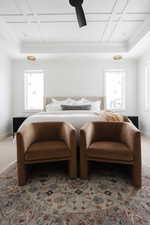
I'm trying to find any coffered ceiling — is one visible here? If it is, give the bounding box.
[0,0,150,56]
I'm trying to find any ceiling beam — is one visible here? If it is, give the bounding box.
[0,11,150,17]
[107,0,132,41]
[6,19,144,24]
[100,0,119,42]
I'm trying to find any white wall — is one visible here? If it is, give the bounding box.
[12,55,137,116]
[0,49,12,139]
[137,52,150,136]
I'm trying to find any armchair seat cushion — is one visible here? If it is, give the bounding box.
[25,141,70,161]
[88,141,133,161]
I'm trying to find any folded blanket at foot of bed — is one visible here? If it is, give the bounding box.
[98,111,130,122]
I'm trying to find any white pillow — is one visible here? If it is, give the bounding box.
[51,98,74,105]
[71,98,90,105]
[46,102,61,111]
[46,98,75,112]
[90,101,101,112]
[46,98,101,112]
[76,98,89,104]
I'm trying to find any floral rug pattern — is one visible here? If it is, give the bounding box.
[0,162,150,225]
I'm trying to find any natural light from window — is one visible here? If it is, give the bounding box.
[105,70,125,111]
[145,64,150,111]
[24,70,44,111]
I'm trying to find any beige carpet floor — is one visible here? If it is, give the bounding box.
[0,135,150,173]
[0,136,16,172]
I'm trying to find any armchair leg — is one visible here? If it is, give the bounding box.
[17,163,27,186]
[132,163,141,188]
[80,156,88,179]
[68,159,77,179]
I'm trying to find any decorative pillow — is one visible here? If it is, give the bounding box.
[46,98,101,112]
[46,98,75,111]
[51,98,74,105]
[46,102,61,111]
[61,104,91,110]
[90,101,101,112]
[74,98,89,104]
[73,98,101,112]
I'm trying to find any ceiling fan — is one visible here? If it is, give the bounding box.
[69,0,87,28]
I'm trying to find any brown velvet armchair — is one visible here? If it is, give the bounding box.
[80,121,141,188]
[16,122,77,186]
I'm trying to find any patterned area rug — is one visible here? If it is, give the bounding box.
[0,162,150,225]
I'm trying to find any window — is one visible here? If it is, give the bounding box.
[105,70,126,111]
[145,64,150,111]
[24,70,44,111]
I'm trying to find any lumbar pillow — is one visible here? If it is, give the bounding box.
[61,104,91,110]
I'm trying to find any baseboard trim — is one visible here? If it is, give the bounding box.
[0,132,11,141]
[142,130,150,138]
[143,133,150,138]
[0,160,16,175]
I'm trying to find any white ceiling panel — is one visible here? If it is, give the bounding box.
[14,0,33,14]
[0,0,18,14]
[8,23,40,41]
[17,22,106,42]
[27,0,74,14]
[110,21,143,42]
[28,0,118,14]
[126,0,150,12]
[84,0,117,13]
[113,0,130,13]
[123,13,147,21]
[0,0,150,54]
[7,22,102,42]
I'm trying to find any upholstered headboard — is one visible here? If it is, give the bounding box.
[44,96,106,110]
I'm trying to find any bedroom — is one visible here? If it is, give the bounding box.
[0,0,150,224]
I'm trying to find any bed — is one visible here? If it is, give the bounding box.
[18,96,128,132]
[18,96,104,130]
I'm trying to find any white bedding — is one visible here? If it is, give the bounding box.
[19,111,102,131]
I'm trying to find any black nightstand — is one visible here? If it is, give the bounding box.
[128,116,139,129]
[13,117,27,136]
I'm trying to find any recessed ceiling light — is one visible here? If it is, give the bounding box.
[113,55,123,60]
[27,56,36,61]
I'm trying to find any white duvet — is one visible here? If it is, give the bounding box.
[19,110,102,131]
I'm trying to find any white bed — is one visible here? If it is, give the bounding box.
[19,96,106,131]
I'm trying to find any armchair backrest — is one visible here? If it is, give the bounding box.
[92,121,124,142]
[30,122,64,142]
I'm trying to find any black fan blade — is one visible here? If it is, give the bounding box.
[75,5,87,27]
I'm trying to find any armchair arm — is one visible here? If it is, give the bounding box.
[16,124,36,162]
[121,123,141,161]
[61,123,76,151]
[80,122,94,149]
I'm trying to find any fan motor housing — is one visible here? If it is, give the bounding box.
[69,0,83,7]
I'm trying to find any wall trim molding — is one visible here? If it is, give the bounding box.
[21,41,128,54]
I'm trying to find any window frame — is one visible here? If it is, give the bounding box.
[104,69,126,112]
[24,70,44,113]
